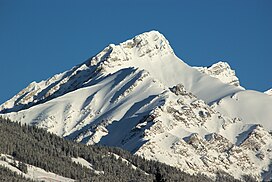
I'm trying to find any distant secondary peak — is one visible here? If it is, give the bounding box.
[195,61,240,86]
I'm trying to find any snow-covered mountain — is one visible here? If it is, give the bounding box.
[1,30,271,181]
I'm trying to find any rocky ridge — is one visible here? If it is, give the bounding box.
[195,61,240,87]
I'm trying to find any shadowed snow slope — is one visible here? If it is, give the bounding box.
[1,30,271,181]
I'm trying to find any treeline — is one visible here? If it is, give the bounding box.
[0,165,33,182]
[0,117,255,181]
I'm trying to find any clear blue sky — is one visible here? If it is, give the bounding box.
[0,0,271,104]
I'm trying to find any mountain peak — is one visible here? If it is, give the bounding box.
[119,30,174,57]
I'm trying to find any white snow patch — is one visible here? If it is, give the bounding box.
[110,152,149,175]
[71,157,104,175]
[0,154,74,182]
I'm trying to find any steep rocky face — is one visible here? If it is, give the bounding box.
[195,61,240,86]
[135,84,271,180]
[1,30,271,181]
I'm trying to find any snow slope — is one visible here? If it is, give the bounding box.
[109,152,149,175]
[72,157,104,175]
[213,90,272,131]
[0,154,74,182]
[1,30,271,181]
